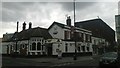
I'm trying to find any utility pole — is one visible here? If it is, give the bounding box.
[73,0,77,60]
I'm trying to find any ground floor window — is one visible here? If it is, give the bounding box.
[81,46,85,52]
[32,42,36,50]
[87,47,89,52]
[65,43,68,52]
[37,42,41,50]
[78,47,80,52]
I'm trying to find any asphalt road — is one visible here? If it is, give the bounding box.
[50,57,99,68]
[1,55,100,68]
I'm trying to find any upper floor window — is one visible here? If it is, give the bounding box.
[85,34,88,42]
[64,31,70,40]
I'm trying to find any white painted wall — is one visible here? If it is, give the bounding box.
[52,42,64,55]
[49,23,93,55]
[49,24,64,39]
[2,42,8,54]
[62,41,75,53]
[28,37,47,55]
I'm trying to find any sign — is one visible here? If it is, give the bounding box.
[47,39,61,43]
[56,49,59,52]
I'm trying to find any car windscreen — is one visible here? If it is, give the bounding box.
[102,52,117,58]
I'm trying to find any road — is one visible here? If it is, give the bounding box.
[50,57,99,68]
[1,55,100,68]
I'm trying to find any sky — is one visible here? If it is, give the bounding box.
[0,0,119,38]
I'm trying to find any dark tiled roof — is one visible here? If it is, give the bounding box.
[12,27,52,41]
[75,18,115,42]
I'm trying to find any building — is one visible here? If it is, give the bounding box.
[48,17,93,56]
[0,38,2,54]
[2,22,52,56]
[115,15,120,53]
[115,15,120,45]
[2,33,14,55]
[75,18,115,54]
[3,17,113,56]
[91,37,107,55]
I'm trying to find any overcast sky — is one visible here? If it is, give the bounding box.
[0,0,119,38]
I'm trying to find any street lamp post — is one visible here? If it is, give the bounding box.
[73,0,77,60]
[73,32,77,60]
[14,38,18,56]
[14,33,18,56]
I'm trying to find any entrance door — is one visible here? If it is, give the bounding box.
[20,44,27,56]
[47,44,52,56]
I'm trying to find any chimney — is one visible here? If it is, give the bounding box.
[66,16,71,26]
[23,21,26,30]
[17,21,19,32]
[29,22,32,29]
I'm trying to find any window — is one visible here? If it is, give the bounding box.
[42,40,44,44]
[78,47,80,52]
[65,43,68,52]
[64,31,70,39]
[58,44,60,47]
[85,34,88,42]
[37,42,41,50]
[79,33,82,37]
[17,44,19,50]
[87,47,89,51]
[32,42,36,50]
[70,43,72,46]
[37,39,39,41]
[22,44,25,48]
[81,46,85,52]
[81,33,84,42]
[88,35,90,42]
[75,32,80,41]
[94,40,96,45]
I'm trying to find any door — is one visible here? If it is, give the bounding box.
[47,44,52,56]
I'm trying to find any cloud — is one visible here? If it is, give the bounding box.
[2,2,33,22]
[118,1,120,14]
[1,2,118,38]
[75,2,118,30]
[58,2,96,12]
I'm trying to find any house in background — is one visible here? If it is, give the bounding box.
[2,33,14,55]
[48,16,93,56]
[75,18,116,54]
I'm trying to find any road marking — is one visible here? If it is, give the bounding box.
[50,62,74,67]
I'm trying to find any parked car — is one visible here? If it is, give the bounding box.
[99,52,119,68]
